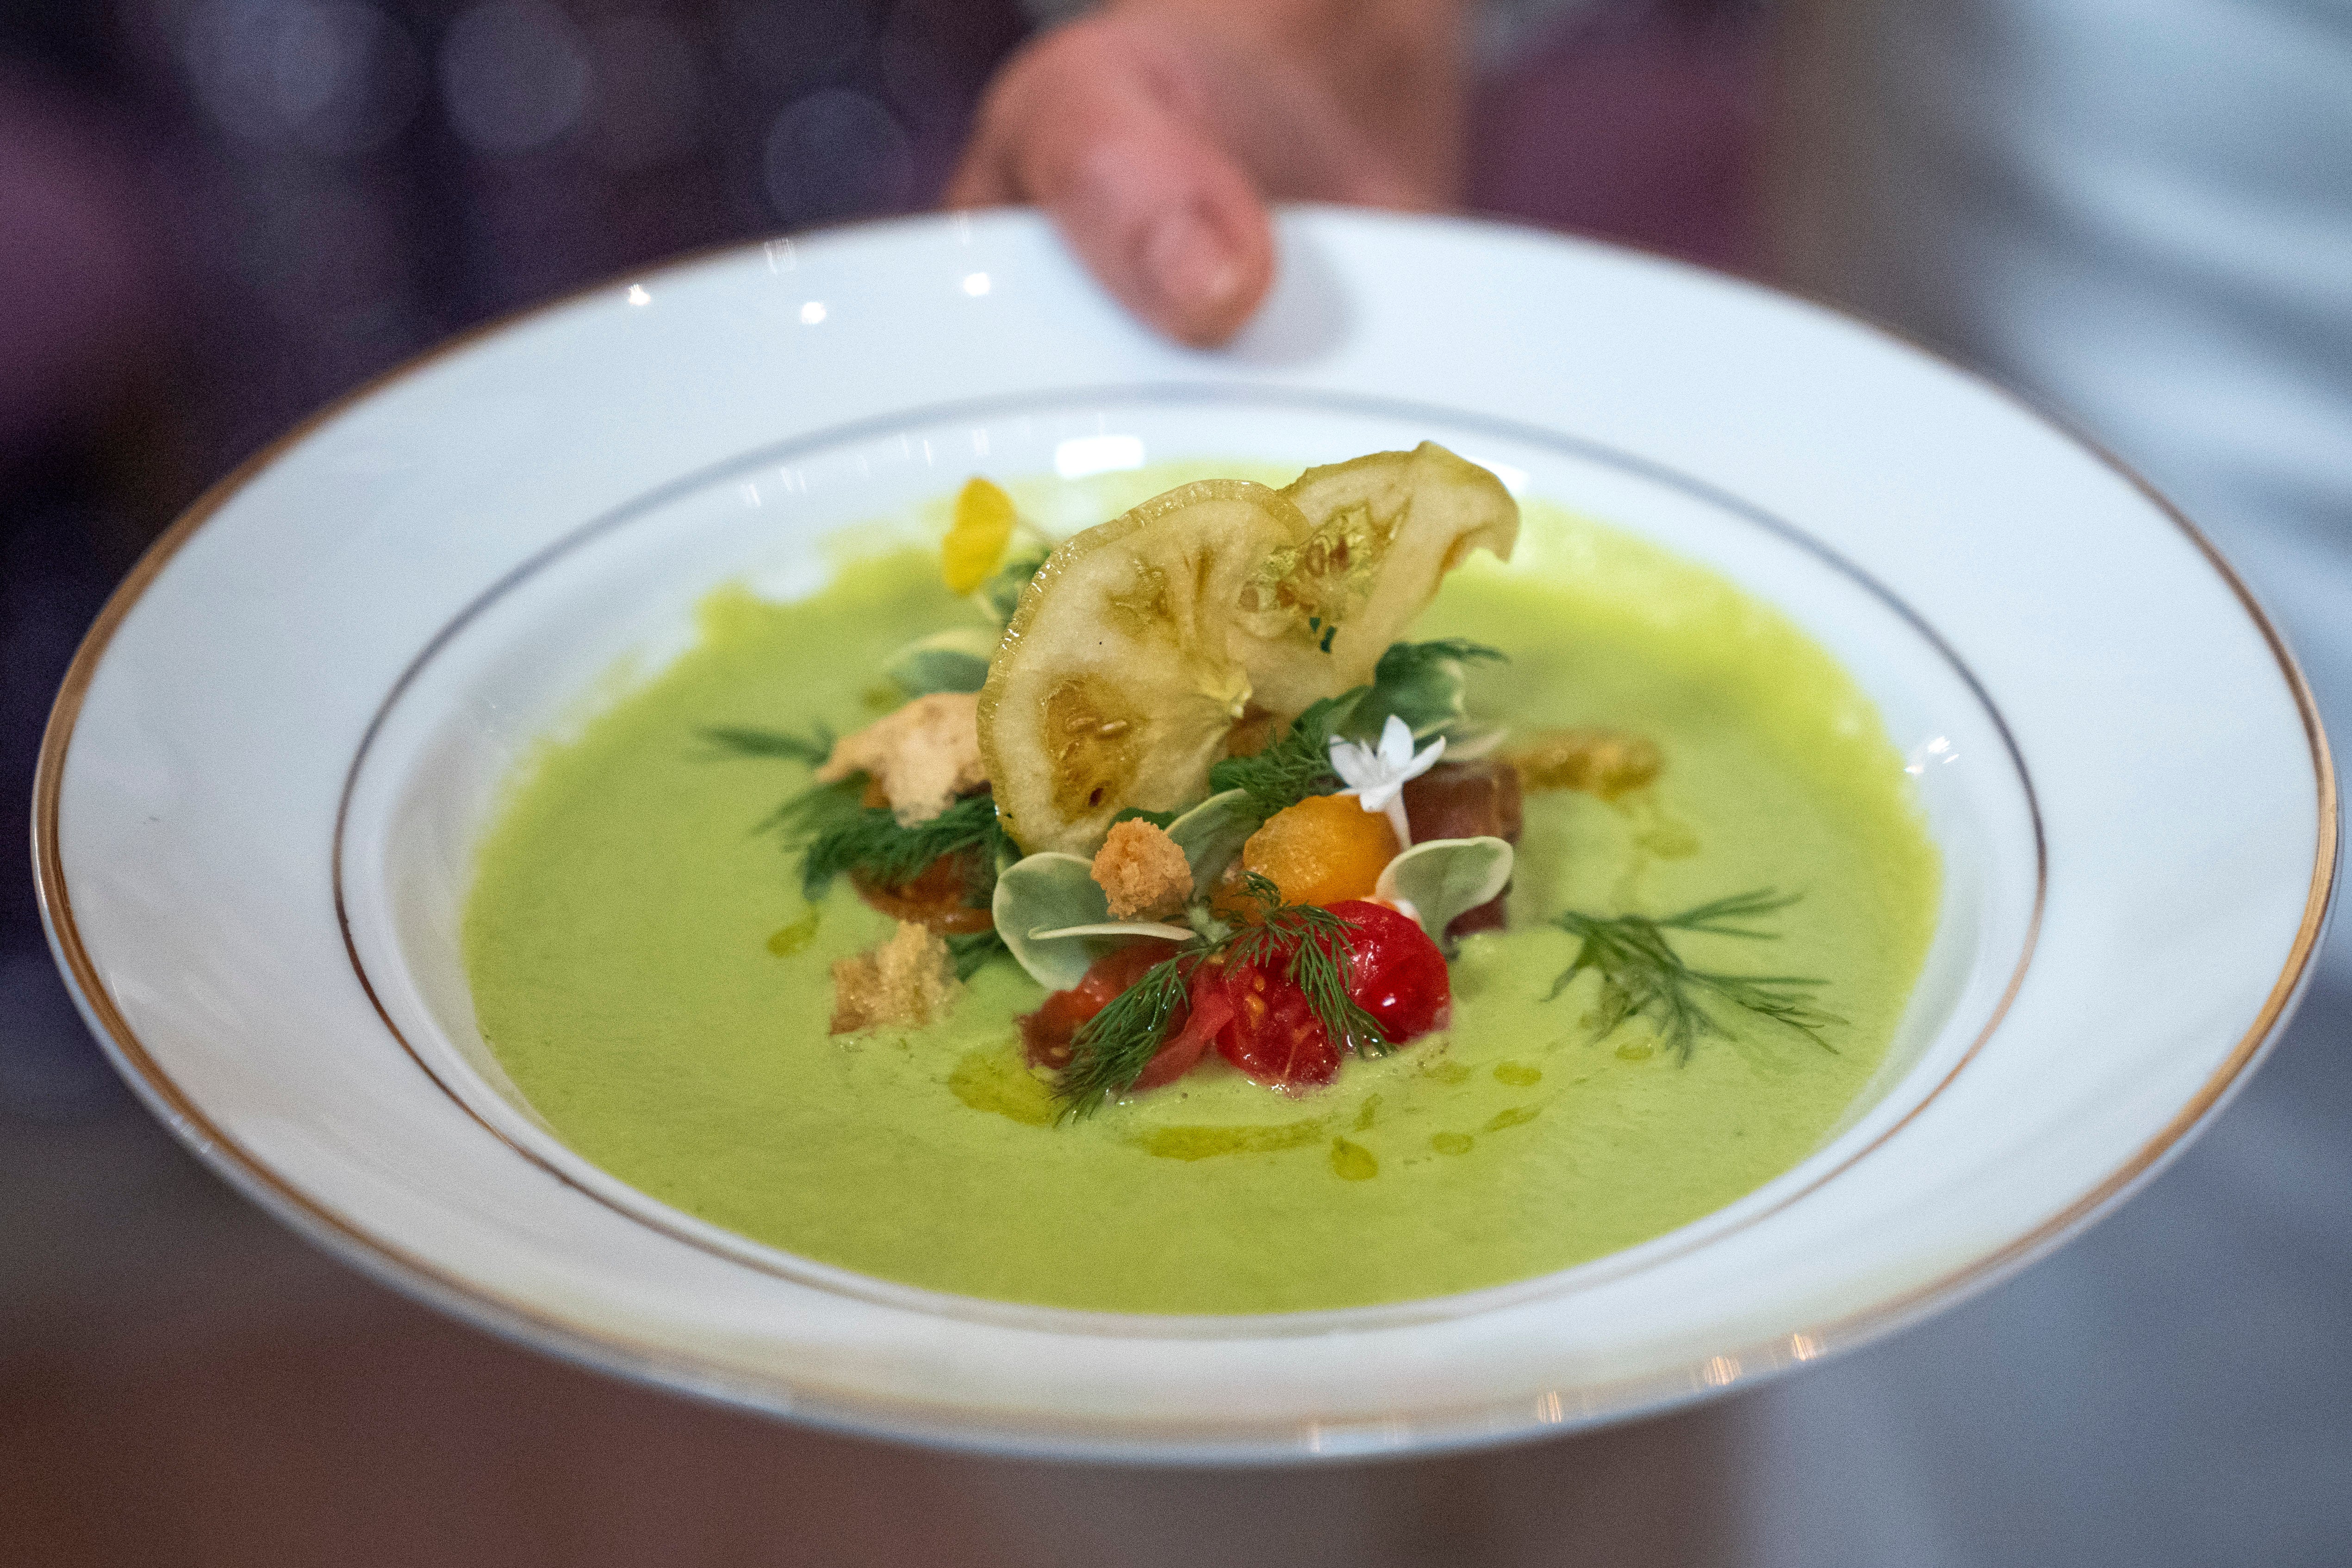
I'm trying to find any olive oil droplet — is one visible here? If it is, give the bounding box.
[947,1049,1058,1127]
[1138,1121,1325,1161]
[765,911,820,957]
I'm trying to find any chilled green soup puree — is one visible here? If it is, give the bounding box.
[463,495,1938,1314]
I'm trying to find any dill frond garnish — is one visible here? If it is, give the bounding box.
[794,790,1017,902]
[1058,955,1198,1120]
[699,722,834,765]
[1224,889,1388,1063]
[699,720,848,838]
[1207,691,1364,817]
[753,776,861,840]
[705,717,1013,919]
[1057,877,1386,1120]
[1547,889,1841,1062]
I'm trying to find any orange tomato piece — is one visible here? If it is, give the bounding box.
[1237,793,1401,909]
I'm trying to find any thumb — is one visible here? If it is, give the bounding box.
[1038,129,1275,349]
[944,23,1275,348]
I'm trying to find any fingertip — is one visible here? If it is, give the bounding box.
[1139,205,1273,348]
[1041,135,1276,347]
[964,16,1277,347]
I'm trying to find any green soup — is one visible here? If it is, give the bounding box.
[463,497,1938,1314]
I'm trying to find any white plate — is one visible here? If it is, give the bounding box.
[35,208,2334,1460]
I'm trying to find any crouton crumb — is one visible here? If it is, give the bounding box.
[829,921,961,1034]
[1508,728,1663,801]
[817,691,987,825]
[1090,819,1194,921]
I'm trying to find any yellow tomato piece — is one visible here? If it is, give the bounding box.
[942,476,1017,594]
[1239,793,1401,908]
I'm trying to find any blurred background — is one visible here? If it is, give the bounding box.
[4,1,2345,1564]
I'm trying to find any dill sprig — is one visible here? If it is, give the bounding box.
[1058,955,1198,1119]
[1207,691,1364,817]
[792,790,1017,902]
[703,716,1014,943]
[699,722,834,765]
[1057,876,1387,1120]
[755,776,860,841]
[1547,889,1842,1062]
[1224,899,1388,1062]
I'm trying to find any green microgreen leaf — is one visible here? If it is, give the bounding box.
[1347,638,1506,742]
[884,628,998,696]
[1376,836,1514,945]
[975,547,1051,624]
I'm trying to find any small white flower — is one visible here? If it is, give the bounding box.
[1329,715,1445,846]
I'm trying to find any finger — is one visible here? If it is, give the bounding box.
[1036,124,1274,348]
[946,22,1275,347]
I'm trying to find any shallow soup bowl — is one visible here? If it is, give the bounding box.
[36,209,2333,1460]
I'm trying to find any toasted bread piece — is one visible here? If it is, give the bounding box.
[818,692,987,825]
[829,921,962,1034]
[1508,728,1661,800]
[1090,819,1195,921]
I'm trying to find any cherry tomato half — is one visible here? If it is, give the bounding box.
[1023,903,1451,1095]
[1328,899,1452,1041]
[1018,939,1182,1071]
[1209,900,1450,1089]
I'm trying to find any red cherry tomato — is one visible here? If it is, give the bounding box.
[1212,955,1345,1086]
[1022,904,1452,1095]
[1328,900,1453,1040]
[1132,970,1234,1089]
[1209,901,1450,1089]
[1019,940,1182,1071]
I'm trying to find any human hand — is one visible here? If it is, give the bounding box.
[943,0,1468,347]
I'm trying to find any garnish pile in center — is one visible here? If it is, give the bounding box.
[729,443,1837,1117]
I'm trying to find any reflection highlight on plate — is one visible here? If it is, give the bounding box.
[1053,433,1145,478]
